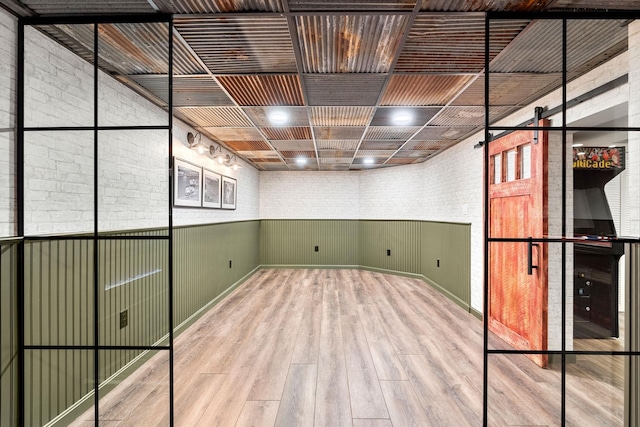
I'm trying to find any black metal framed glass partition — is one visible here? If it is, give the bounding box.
[17,14,174,426]
[484,10,640,426]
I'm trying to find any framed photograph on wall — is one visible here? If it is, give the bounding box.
[173,158,202,207]
[202,168,222,209]
[221,176,237,210]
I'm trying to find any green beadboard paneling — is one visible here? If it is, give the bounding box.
[1,243,18,427]
[260,220,359,266]
[16,220,260,427]
[262,219,471,309]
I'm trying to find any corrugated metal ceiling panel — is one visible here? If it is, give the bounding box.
[420,0,554,11]
[311,107,374,126]
[270,140,316,151]
[280,151,317,158]
[203,127,265,141]
[318,150,356,159]
[173,75,234,106]
[217,75,304,106]
[262,127,312,140]
[381,75,474,106]
[296,14,410,73]
[355,150,396,158]
[490,20,628,74]
[155,0,284,13]
[21,0,156,14]
[360,140,405,150]
[290,0,415,11]
[414,126,474,140]
[314,126,366,140]
[226,141,273,151]
[370,107,440,126]
[175,16,296,73]
[451,73,562,106]
[304,74,387,106]
[316,140,361,150]
[397,16,530,72]
[175,107,253,127]
[364,126,421,140]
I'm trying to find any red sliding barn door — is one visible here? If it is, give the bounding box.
[488,121,549,368]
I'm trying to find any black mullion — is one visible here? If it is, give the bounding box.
[561,17,568,427]
[482,12,490,427]
[22,13,171,26]
[16,18,25,427]
[92,21,100,427]
[168,15,175,427]
[24,125,169,132]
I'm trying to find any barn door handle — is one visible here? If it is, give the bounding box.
[528,239,539,275]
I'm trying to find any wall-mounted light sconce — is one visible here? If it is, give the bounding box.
[225,155,241,171]
[208,145,227,164]
[187,132,208,154]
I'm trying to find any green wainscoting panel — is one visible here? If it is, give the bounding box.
[420,221,471,310]
[1,242,18,427]
[359,221,422,274]
[260,220,359,266]
[261,219,471,310]
[173,221,260,328]
[14,221,260,427]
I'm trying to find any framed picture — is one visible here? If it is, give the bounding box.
[202,168,222,209]
[221,175,237,210]
[173,158,202,207]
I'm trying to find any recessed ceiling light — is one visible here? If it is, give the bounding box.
[363,158,375,165]
[608,144,617,148]
[269,110,288,125]
[295,157,307,166]
[572,143,583,147]
[393,111,413,125]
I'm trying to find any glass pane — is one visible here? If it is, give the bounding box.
[24,131,95,236]
[25,25,95,128]
[97,129,169,233]
[98,350,170,424]
[565,355,630,426]
[98,23,169,127]
[486,353,561,425]
[520,143,531,179]
[489,19,563,128]
[25,350,94,426]
[493,154,502,184]
[24,240,95,347]
[506,149,517,182]
[99,239,169,347]
[566,20,628,128]
[0,132,14,237]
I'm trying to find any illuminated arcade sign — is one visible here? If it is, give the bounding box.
[573,147,625,170]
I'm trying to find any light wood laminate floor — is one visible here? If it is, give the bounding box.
[70,269,625,426]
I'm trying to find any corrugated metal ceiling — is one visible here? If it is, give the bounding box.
[11,0,640,170]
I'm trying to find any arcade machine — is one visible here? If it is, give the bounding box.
[573,146,625,338]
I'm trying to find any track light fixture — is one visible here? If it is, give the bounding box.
[225,155,241,171]
[186,132,241,171]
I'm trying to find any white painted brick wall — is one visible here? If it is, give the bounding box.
[628,21,640,238]
[0,10,16,237]
[0,9,259,237]
[359,163,425,220]
[260,171,359,219]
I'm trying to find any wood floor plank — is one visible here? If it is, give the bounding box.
[274,364,317,427]
[321,284,342,337]
[341,314,389,419]
[69,269,625,426]
[236,401,280,427]
[379,380,431,427]
[358,304,408,381]
[290,278,323,364]
[315,334,352,427]
[158,373,226,426]
[398,354,477,426]
[352,419,392,427]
